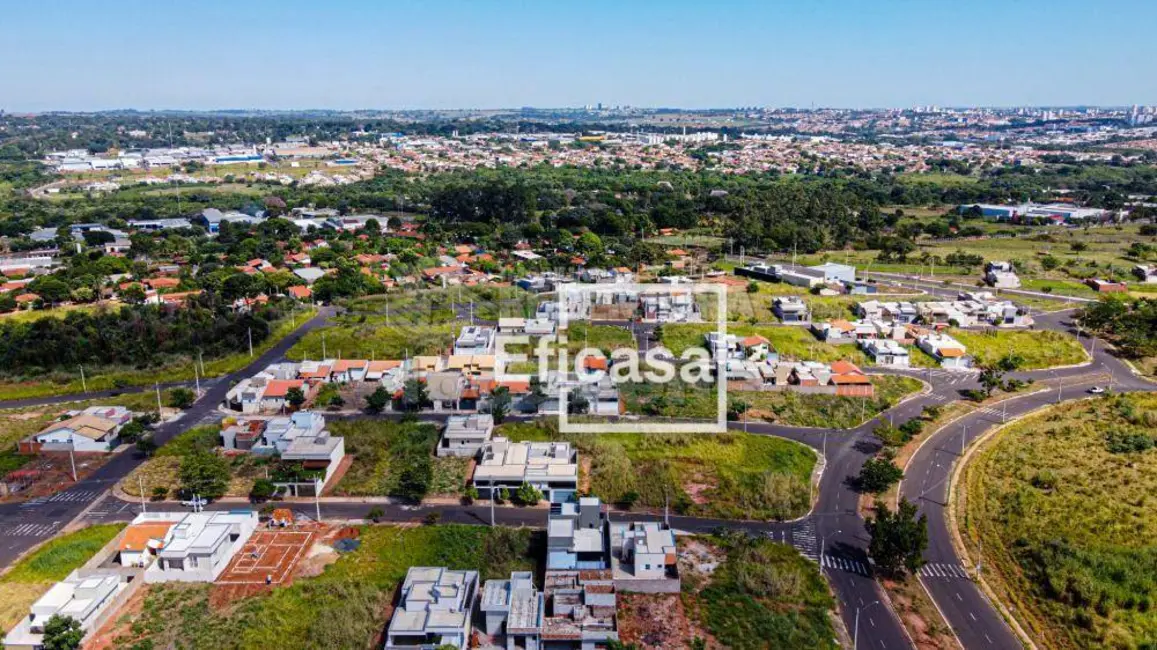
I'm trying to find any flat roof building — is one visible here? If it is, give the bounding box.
[385,567,478,650]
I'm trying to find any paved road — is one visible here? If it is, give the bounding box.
[0,280,1143,649]
[0,307,333,567]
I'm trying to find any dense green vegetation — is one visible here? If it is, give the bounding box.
[104,524,538,650]
[1080,296,1157,359]
[963,394,1157,649]
[0,297,286,377]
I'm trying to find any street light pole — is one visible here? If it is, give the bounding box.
[79,366,87,394]
[854,600,881,650]
[961,424,967,456]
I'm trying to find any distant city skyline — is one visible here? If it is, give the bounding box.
[1,0,1155,112]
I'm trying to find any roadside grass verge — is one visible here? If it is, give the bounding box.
[0,309,316,401]
[950,328,1086,370]
[961,394,1157,649]
[0,524,124,632]
[501,420,815,521]
[105,524,538,650]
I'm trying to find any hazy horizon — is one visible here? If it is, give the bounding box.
[2,0,1155,112]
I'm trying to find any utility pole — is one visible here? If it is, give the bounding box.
[961,424,967,456]
[322,332,327,359]
[198,349,205,376]
[139,475,147,514]
[155,382,163,419]
[194,362,201,398]
[79,365,87,394]
[248,327,254,357]
[68,445,77,482]
[489,480,495,526]
[314,478,322,523]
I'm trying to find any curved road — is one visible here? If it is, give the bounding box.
[0,289,1145,649]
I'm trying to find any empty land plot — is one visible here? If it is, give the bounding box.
[215,530,314,586]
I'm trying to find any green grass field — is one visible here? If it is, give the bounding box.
[950,328,1087,370]
[688,534,838,649]
[288,321,454,360]
[102,525,538,650]
[500,421,816,521]
[0,308,316,400]
[326,420,467,498]
[0,524,124,633]
[962,394,1157,650]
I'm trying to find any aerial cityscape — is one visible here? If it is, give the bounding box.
[1,2,1156,650]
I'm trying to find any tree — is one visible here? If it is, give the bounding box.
[866,497,928,577]
[396,457,432,502]
[567,390,590,415]
[167,387,196,409]
[746,280,759,294]
[978,353,1023,397]
[120,283,147,305]
[178,450,231,500]
[118,419,145,443]
[42,614,84,650]
[365,386,391,414]
[401,379,428,412]
[515,482,542,506]
[489,386,512,423]
[857,457,904,493]
[250,478,276,502]
[285,386,305,409]
[135,434,157,457]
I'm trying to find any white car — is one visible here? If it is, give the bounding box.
[1088,386,1106,394]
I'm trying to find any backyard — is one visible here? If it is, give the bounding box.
[960,394,1157,649]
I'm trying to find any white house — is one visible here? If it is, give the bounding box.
[385,567,478,650]
[611,521,678,582]
[438,414,495,458]
[23,406,133,453]
[137,510,259,583]
[3,570,129,650]
[472,437,578,503]
[859,339,911,368]
[917,332,971,370]
[984,261,1021,289]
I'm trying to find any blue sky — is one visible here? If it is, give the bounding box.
[1,0,1154,111]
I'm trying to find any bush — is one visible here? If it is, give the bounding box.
[167,387,196,410]
[150,486,168,501]
[514,482,542,506]
[618,490,641,510]
[367,506,384,522]
[423,511,442,525]
[249,478,277,502]
[462,486,478,505]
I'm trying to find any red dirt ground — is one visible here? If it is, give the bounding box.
[209,528,315,608]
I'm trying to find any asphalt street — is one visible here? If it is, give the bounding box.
[0,282,1145,649]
